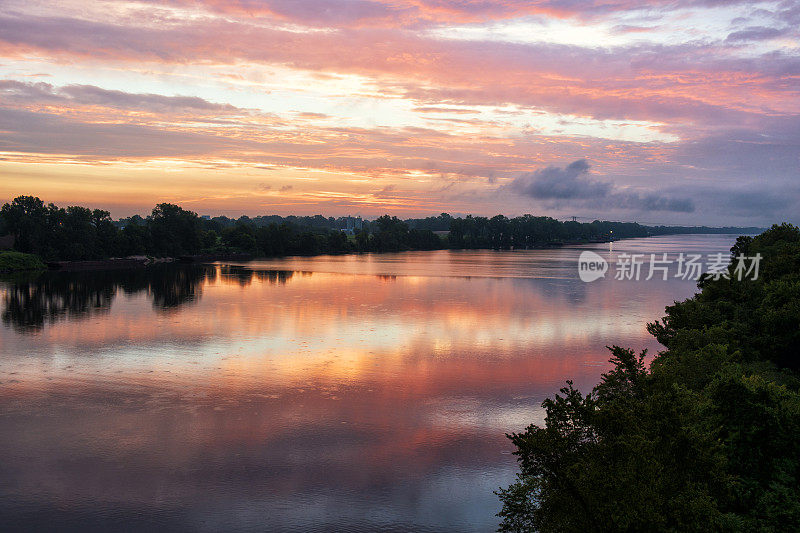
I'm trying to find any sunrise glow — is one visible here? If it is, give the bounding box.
[1,0,798,224]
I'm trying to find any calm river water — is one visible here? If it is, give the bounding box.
[0,235,739,532]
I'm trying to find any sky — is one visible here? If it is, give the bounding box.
[0,0,798,225]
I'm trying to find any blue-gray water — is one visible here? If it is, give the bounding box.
[0,235,738,532]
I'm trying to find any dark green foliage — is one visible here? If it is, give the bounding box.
[407,212,453,231]
[0,196,365,260]
[0,196,50,255]
[149,203,202,256]
[447,215,645,249]
[349,215,447,252]
[325,230,350,253]
[119,220,152,256]
[499,223,800,532]
[0,251,46,271]
[648,223,800,370]
[221,223,257,253]
[370,215,410,252]
[0,196,126,260]
[0,194,767,262]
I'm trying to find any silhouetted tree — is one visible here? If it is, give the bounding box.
[148,203,202,256]
[0,196,49,254]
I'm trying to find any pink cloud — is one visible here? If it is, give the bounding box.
[0,12,796,128]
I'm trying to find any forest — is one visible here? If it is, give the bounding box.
[497,223,800,532]
[0,195,762,262]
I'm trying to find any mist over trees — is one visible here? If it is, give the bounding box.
[497,224,800,532]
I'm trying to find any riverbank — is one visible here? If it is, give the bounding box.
[0,238,615,273]
[46,253,255,272]
[13,243,600,273]
[0,232,712,273]
[0,251,46,273]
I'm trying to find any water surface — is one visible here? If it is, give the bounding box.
[0,235,738,532]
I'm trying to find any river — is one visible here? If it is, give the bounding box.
[0,234,739,532]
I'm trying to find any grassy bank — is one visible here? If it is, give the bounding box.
[0,251,46,272]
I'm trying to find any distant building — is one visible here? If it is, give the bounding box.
[342,216,363,234]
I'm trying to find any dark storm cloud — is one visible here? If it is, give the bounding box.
[508,160,610,199]
[508,160,695,213]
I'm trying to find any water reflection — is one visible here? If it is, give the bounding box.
[2,273,115,331]
[1,266,300,331]
[0,236,738,532]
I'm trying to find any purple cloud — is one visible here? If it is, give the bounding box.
[508,160,695,213]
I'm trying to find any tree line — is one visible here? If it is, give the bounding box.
[498,223,800,531]
[0,196,448,260]
[0,195,761,262]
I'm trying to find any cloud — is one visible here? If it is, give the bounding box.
[152,0,770,28]
[0,12,797,129]
[508,160,609,199]
[0,0,796,224]
[726,26,784,42]
[0,107,250,157]
[607,193,695,213]
[374,185,398,198]
[60,85,237,113]
[508,159,695,212]
[296,112,328,119]
[413,107,479,114]
[0,80,238,114]
[689,186,795,218]
[723,189,792,214]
